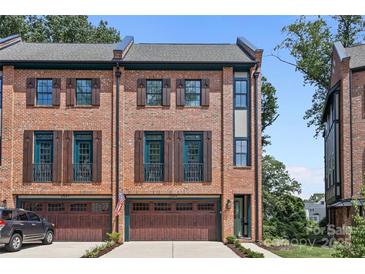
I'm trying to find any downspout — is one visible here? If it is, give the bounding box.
[115,63,121,231]
[253,68,260,242]
[349,70,353,197]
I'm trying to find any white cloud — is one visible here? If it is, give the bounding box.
[286,165,324,199]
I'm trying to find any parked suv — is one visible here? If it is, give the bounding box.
[0,208,55,252]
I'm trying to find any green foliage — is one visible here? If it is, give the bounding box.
[106,232,121,243]
[226,235,237,244]
[277,16,365,137]
[263,155,309,240]
[234,239,241,248]
[333,185,365,258]
[261,76,279,147]
[236,244,264,258]
[0,16,121,43]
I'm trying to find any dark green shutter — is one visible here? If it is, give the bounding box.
[23,130,33,182]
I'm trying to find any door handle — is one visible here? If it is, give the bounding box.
[32,223,36,226]
[19,223,24,226]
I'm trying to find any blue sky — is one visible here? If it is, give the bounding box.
[89,16,324,198]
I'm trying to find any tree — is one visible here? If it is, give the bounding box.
[261,76,279,147]
[0,16,121,43]
[262,155,308,240]
[276,16,365,137]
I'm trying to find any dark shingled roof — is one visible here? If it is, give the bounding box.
[345,44,365,69]
[0,41,255,64]
[123,43,254,63]
[0,42,117,62]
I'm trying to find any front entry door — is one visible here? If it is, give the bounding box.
[234,197,243,237]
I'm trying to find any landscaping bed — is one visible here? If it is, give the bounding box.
[82,232,122,258]
[225,236,264,258]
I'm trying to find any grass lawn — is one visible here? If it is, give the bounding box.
[270,245,335,258]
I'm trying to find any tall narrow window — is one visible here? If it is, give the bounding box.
[36,79,53,106]
[33,132,53,182]
[146,80,162,106]
[185,80,201,107]
[183,133,203,182]
[234,138,248,166]
[76,79,92,105]
[234,79,248,109]
[74,132,93,182]
[144,132,164,182]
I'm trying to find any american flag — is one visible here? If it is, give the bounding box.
[114,193,125,217]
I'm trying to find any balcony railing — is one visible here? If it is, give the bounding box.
[73,163,93,182]
[33,163,52,182]
[144,163,164,182]
[184,163,203,182]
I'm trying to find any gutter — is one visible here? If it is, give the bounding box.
[253,68,260,242]
[115,63,121,231]
[350,70,353,197]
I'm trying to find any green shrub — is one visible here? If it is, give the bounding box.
[234,239,241,248]
[226,236,237,244]
[236,245,264,258]
[106,232,121,243]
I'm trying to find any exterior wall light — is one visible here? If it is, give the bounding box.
[226,199,232,210]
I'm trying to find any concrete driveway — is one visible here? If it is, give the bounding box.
[103,241,239,258]
[0,242,100,258]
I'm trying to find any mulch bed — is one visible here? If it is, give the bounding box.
[81,242,122,258]
[225,243,247,258]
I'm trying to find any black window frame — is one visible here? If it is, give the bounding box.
[234,78,249,110]
[36,79,53,106]
[184,80,202,107]
[76,79,92,106]
[234,137,249,167]
[146,80,163,106]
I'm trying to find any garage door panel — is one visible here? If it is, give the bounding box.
[129,200,218,241]
[20,200,111,242]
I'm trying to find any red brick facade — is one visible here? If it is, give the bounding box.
[0,37,262,242]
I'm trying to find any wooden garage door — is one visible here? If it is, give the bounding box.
[129,200,218,241]
[20,200,111,241]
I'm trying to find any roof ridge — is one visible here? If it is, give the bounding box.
[346,42,365,49]
[134,43,235,46]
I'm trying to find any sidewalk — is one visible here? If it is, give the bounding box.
[241,243,281,258]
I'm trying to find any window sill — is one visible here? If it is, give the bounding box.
[138,105,169,109]
[29,105,58,109]
[72,105,98,109]
[233,166,252,170]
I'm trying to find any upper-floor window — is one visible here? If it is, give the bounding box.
[146,80,163,106]
[183,133,203,182]
[33,132,53,182]
[76,79,92,105]
[234,79,248,109]
[234,138,248,166]
[185,80,201,107]
[73,132,93,182]
[144,132,164,182]
[36,79,53,106]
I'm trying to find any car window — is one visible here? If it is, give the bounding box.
[16,212,28,221]
[27,212,41,222]
[0,210,14,220]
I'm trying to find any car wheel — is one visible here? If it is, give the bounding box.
[5,233,23,252]
[42,230,54,245]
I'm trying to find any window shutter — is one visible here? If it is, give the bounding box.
[203,131,212,182]
[174,131,184,182]
[26,78,36,106]
[52,78,61,107]
[92,131,102,182]
[162,79,171,107]
[63,131,73,183]
[134,130,144,182]
[91,78,101,106]
[137,79,146,106]
[176,79,185,106]
[66,78,76,106]
[164,131,173,182]
[52,131,62,182]
[201,79,210,106]
[23,130,33,182]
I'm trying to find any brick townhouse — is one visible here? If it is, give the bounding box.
[0,34,263,242]
[323,41,365,231]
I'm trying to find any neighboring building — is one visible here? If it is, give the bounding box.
[0,34,263,242]
[322,42,365,230]
[304,194,326,223]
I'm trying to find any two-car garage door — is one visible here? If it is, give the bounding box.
[128,200,219,241]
